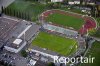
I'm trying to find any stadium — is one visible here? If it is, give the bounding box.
[31,10,89,57]
[39,9,97,35]
[0,0,99,66]
[31,23,86,58]
[30,9,97,58]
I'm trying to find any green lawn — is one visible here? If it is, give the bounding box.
[6,0,46,21]
[96,17,100,26]
[92,17,100,38]
[92,29,100,38]
[79,41,100,66]
[32,32,77,56]
[46,13,84,30]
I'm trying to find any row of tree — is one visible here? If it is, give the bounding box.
[1,6,32,21]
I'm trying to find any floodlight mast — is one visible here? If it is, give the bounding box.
[42,13,44,24]
[24,32,26,42]
[82,25,84,35]
[86,29,89,36]
[75,42,78,56]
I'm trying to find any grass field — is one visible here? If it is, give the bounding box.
[46,13,84,30]
[92,17,100,38]
[96,17,100,26]
[79,41,100,66]
[92,29,100,38]
[6,0,46,21]
[32,32,77,56]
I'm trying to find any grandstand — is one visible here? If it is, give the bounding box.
[43,23,78,36]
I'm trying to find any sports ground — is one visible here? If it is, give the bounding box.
[40,10,96,34]
[7,0,97,34]
[46,12,84,30]
[32,32,78,56]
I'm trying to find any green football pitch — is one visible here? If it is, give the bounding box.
[32,32,78,56]
[46,13,85,30]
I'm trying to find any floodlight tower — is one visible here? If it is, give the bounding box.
[24,32,26,42]
[82,25,85,35]
[86,29,89,36]
[41,13,44,24]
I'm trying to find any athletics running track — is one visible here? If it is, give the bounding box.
[39,9,96,35]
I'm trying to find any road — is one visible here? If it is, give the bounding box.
[91,36,100,41]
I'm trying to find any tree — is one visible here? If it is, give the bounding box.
[1,6,4,13]
[46,2,54,9]
[21,50,28,57]
[92,28,100,37]
[88,28,97,36]
[47,62,55,66]
[63,0,69,4]
[96,5,100,17]
[80,0,84,5]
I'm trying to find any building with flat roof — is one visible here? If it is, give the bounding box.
[38,0,63,3]
[29,59,37,66]
[51,0,63,2]
[68,0,80,5]
[4,21,32,53]
[5,38,26,53]
[13,39,22,45]
[0,15,40,53]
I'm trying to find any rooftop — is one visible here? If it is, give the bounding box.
[13,39,22,45]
